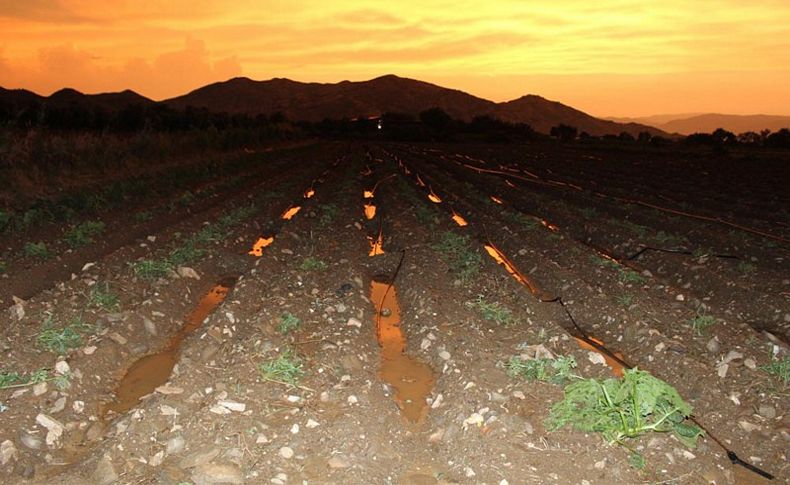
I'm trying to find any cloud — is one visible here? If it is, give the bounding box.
[0,39,241,99]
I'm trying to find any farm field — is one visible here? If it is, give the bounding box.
[0,140,788,484]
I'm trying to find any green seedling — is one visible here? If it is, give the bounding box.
[88,283,119,310]
[319,204,339,226]
[737,261,756,274]
[471,295,515,327]
[131,259,173,279]
[167,242,206,266]
[134,211,153,223]
[433,232,481,282]
[590,255,618,269]
[505,211,539,230]
[415,205,438,224]
[278,312,301,334]
[65,220,105,247]
[24,242,51,260]
[548,368,703,449]
[258,349,304,385]
[618,268,645,284]
[0,260,6,273]
[37,316,92,355]
[506,355,577,384]
[761,356,790,387]
[689,310,717,336]
[300,257,328,271]
[615,294,634,307]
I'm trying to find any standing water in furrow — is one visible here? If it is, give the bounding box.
[104,276,237,415]
[370,279,434,423]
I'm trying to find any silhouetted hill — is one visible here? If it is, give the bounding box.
[497,95,665,136]
[164,75,662,136]
[657,114,790,135]
[0,86,153,112]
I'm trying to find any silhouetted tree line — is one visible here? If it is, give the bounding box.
[302,107,542,142]
[684,127,790,148]
[0,99,292,133]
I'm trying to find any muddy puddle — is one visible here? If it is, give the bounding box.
[451,210,468,227]
[104,277,237,415]
[249,236,274,256]
[364,203,377,220]
[370,279,434,423]
[281,205,301,220]
[368,231,385,256]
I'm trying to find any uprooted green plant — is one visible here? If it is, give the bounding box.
[506,355,577,385]
[0,368,71,390]
[258,349,304,385]
[547,368,704,450]
[433,231,481,282]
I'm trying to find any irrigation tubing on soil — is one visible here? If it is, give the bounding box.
[626,245,739,261]
[393,153,775,480]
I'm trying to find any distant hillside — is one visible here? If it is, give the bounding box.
[2,76,664,136]
[0,86,153,113]
[164,75,663,137]
[608,113,790,135]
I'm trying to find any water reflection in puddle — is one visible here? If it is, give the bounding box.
[427,188,442,204]
[304,188,315,199]
[249,236,274,256]
[105,278,236,415]
[451,211,468,227]
[281,206,301,220]
[370,280,434,423]
[364,203,377,220]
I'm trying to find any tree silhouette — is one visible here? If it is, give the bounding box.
[550,124,577,141]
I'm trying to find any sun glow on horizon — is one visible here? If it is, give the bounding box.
[1,1,789,116]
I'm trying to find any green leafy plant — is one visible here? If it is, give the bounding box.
[505,211,539,230]
[618,268,645,284]
[319,203,339,226]
[0,368,70,390]
[278,312,301,334]
[737,261,756,274]
[761,356,790,387]
[24,241,51,260]
[88,283,119,310]
[506,355,577,384]
[689,309,717,336]
[300,257,327,271]
[134,211,153,223]
[433,232,481,282]
[615,294,634,307]
[65,220,105,247]
[167,242,206,266]
[37,316,92,354]
[471,295,514,327]
[590,255,618,269]
[131,259,173,279]
[0,260,6,273]
[258,349,304,385]
[548,368,703,449]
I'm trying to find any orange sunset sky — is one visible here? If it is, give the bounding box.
[1,0,789,117]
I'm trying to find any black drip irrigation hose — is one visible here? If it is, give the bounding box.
[626,246,739,261]
[375,250,407,323]
[390,152,775,480]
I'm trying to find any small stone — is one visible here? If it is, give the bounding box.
[191,463,244,484]
[279,446,294,459]
[36,413,64,447]
[758,405,776,420]
[306,419,319,428]
[217,400,246,412]
[328,456,350,469]
[675,294,685,301]
[20,432,42,450]
[209,405,232,415]
[380,308,392,317]
[739,420,760,432]
[50,396,67,414]
[108,332,127,345]
[428,429,444,442]
[587,351,606,366]
[93,456,118,485]
[156,384,184,395]
[255,434,268,444]
[33,382,47,396]
[166,436,186,455]
[73,401,85,413]
[346,317,362,328]
[594,460,606,469]
[420,338,432,350]
[83,345,97,355]
[1,440,17,466]
[512,391,525,400]
[149,450,165,467]
[335,303,347,313]
[439,350,451,360]
[744,358,757,370]
[177,266,200,280]
[347,395,358,405]
[54,360,70,375]
[290,424,300,434]
[143,317,157,336]
[706,338,720,353]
